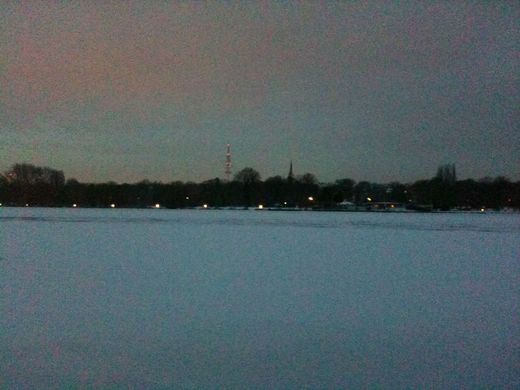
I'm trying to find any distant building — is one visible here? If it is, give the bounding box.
[225,144,232,181]
[288,161,294,183]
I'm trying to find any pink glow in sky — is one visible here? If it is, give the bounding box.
[1,1,519,183]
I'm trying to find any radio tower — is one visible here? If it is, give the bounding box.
[225,144,232,181]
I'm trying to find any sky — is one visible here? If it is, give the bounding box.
[1,1,519,184]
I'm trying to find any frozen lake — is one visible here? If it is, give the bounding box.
[1,208,519,388]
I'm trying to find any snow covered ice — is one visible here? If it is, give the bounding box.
[1,208,519,388]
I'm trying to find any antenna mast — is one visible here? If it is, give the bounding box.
[225,144,232,181]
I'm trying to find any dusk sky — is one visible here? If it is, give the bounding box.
[1,1,518,183]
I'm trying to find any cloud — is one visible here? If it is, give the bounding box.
[1,1,518,182]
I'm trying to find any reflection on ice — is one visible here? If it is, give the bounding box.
[1,207,519,233]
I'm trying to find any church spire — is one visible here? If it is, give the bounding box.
[288,161,294,182]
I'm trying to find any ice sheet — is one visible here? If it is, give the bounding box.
[1,208,519,388]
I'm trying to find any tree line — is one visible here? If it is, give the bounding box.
[1,163,519,211]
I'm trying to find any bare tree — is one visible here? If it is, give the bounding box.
[234,167,261,184]
[298,173,318,185]
[234,167,261,207]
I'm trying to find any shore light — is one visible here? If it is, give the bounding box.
[258,204,264,209]
[73,204,77,208]
[203,204,208,209]
[155,203,160,209]
[110,203,116,208]
[367,197,372,202]
[308,196,314,201]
